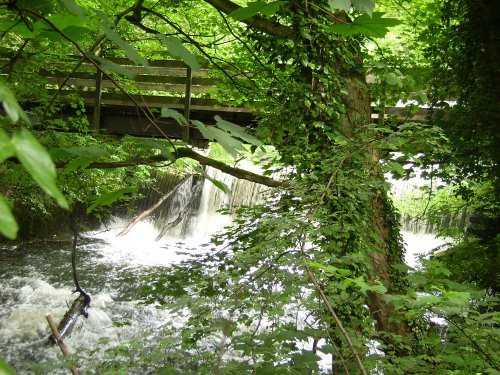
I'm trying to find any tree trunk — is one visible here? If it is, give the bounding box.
[346,73,409,339]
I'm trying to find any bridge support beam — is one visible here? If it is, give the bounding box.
[183,66,192,144]
[92,70,103,133]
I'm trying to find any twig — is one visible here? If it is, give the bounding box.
[42,3,139,116]
[19,7,176,149]
[217,9,278,82]
[136,7,245,90]
[46,315,80,375]
[432,310,500,370]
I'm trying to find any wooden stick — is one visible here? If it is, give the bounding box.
[117,174,192,237]
[46,314,80,375]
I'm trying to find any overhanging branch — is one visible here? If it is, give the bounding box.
[199,0,293,38]
[55,147,285,188]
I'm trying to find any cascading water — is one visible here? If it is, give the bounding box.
[0,167,266,374]
[0,165,451,373]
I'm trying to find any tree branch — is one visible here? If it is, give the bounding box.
[202,0,293,38]
[117,174,192,237]
[55,147,285,188]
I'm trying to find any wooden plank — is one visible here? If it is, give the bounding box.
[122,66,210,77]
[51,90,252,113]
[45,78,214,94]
[371,107,428,122]
[41,63,210,77]
[42,72,216,86]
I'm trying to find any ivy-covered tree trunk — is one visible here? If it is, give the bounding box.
[204,0,411,354]
[345,73,409,338]
[208,8,412,370]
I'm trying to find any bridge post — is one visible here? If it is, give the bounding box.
[92,69,103,133]
[183,66,192,143]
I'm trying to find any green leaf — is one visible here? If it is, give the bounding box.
[337,268,352,276]
[445,291,471,305]
[214,116,262,146]
[384,72,403,87]
[95,11,149,67]
[0,78,31,124]
[161,108,188,125]
[229,2,266,20]
[157,35,200,72]
[62,156,93,174]
[0,129,15,163]
[260,1,286,16]
[365,283,387,294]
[328,0,351,12]
[192,120,246,158]
[0,20,18,32]
[57,0,86,19]
[93,56,135,78]
[124,137,173,160]
[229,1,285,20]
[195,166,231,196]
[308,261,341,275]
[352,0,375,16]
[308,261,327,270]
[46,15,88,31]
[418,295,441,305]
[63,145,109,159]
[17,0,53,12]
[352,277,387,294]
[385,160,405,177]
[87,187,137,213]
[0,196,18,240]
[330,12,401,38]
[63,25,92,41]
[12,128,68,209]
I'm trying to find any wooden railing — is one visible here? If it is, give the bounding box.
[1,56,427,140]
[1,56,253,141]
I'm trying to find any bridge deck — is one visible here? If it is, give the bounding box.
[2,56,427,141]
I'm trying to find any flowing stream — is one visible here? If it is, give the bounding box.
[0,168,445,373]
[0,167,266,374]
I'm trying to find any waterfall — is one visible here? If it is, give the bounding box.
[134,166,267,243]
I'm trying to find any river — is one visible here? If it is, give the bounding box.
[0,169,446,374]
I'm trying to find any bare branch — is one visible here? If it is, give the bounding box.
[117,174,192,237]
[54,147,285,188]
[202,0,292,38]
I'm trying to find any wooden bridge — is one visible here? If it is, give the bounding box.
[2,57,427,142]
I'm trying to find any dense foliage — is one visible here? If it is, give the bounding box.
[0,0,498,374]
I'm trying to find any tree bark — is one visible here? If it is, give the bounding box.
[201,0,293,38]
[202,0,411,348]
[346,73,409,339]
